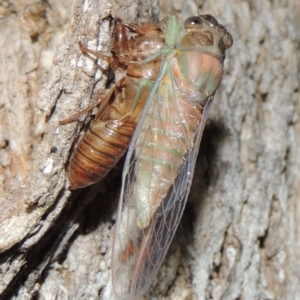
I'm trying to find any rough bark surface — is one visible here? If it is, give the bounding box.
[0,0,299,299]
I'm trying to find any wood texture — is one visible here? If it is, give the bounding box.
[0,0,299,299]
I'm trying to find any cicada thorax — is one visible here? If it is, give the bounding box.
[66,19,165,190]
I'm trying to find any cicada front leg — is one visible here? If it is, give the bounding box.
[59,38,122,127]
[59,89,110,125]
[78,41,120,71]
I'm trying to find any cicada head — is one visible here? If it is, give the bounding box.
[181,14,233,61]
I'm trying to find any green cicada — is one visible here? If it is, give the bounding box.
[112,14,233,299]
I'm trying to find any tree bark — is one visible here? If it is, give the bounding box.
[0,0,299,299]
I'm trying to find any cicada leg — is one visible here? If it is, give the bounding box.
[78,41,119,71]
[118,227,153,264]
[119,240,136,263]
[59,92,104,125]
[59,85,116,125]
[123,21,162,36]
[59,73,131,125]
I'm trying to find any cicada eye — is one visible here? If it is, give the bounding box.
[184,16,203,29]
[223,32,233,49]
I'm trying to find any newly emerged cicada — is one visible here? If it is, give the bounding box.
[61,18,165,189]
[112,14,233,299]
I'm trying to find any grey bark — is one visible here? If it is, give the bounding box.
[0,0,299,299]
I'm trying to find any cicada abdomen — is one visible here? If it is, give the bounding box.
[112,15,233,299]
[62,19,165,190]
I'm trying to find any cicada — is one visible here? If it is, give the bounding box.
[112,14,233,299]
[60,19,166,189]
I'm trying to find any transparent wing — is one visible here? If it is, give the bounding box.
[112,54,215,299]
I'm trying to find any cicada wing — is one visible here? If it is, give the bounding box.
[112,55,215,299]
[112,97,213,299]
[128,94,214,297]
[111,62,169,299]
